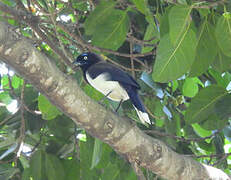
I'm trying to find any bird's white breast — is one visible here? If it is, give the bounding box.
[86,72,129,102]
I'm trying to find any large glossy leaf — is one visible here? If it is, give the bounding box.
[215,13,231,57]
[45,154,65,180]
[152,28,197,82]
[38,95,62,120]
[169,5,193,44]
[190,20,217,76]
[185,85,228,124]
[84,1,116,35]
[92,10,129,50]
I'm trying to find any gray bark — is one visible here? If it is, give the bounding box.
[0,21,230,180]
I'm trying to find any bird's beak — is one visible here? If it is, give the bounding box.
[72,61,81,66]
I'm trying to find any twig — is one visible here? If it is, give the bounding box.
[14,81,26,165]
[105,56,143,72]
[0,108,20,126]
[130,34,135,78]
[144,130,219,142]
[186,152,231,159]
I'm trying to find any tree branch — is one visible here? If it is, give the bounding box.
[0,21,230,180]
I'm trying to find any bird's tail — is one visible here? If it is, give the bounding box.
[133,105,151,124]
[126,88,151,124]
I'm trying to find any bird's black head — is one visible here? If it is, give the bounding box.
[73,52,102,71]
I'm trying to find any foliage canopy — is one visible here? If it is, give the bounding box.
[0,0,231,179]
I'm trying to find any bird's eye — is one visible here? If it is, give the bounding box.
[83,56,88,60]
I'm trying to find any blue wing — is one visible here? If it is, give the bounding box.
[86,62,140,89]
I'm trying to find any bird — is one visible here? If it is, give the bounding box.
[73,52,151,125]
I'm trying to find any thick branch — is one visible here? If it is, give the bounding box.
[0,21,230,180]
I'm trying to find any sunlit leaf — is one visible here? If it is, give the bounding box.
[169,5,193,44]
[215,14,231,57]
[152,28,197,82]
[182,78,199,97]
[84,1,116,35]
[92,10,129,50]
[38,95,62,120]
[192,124,212,140]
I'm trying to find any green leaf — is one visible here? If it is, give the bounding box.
[63,159,80,180]
[79,135,99,179]
[159,8,171,37]
[192,124,212,139]
[152,28,197,82]
[208,69,228,88]
[189,20,217,76]
[30,150,46,180]
[91,138,103,169]
[131,0,147,14]
[212,50,231,73]
[92,10,129,50]
[101,163,120,180]
[95,143,113,169]
[214,95,231,120]
[22,168,31,180]
[145,98,165,127]
[182,78,199,97]
[185,85,228,124]
[38,95,62,120]
[0,164,19,180]
[45,154,65,180]
[1,75,9,89]
[84,84,105,101]
[0,92,12,105]
[171,80,179,93]
[169,5,193,44]
[132,0,155,26]
[215,14,231,57]
[142,24,159,53]
[84,1,116,35]
[12,75,23,89]
[199,113,227,130]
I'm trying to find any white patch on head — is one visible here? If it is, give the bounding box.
[83,56,88,60]
[133,105,151,124]
[86,72,129,102]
